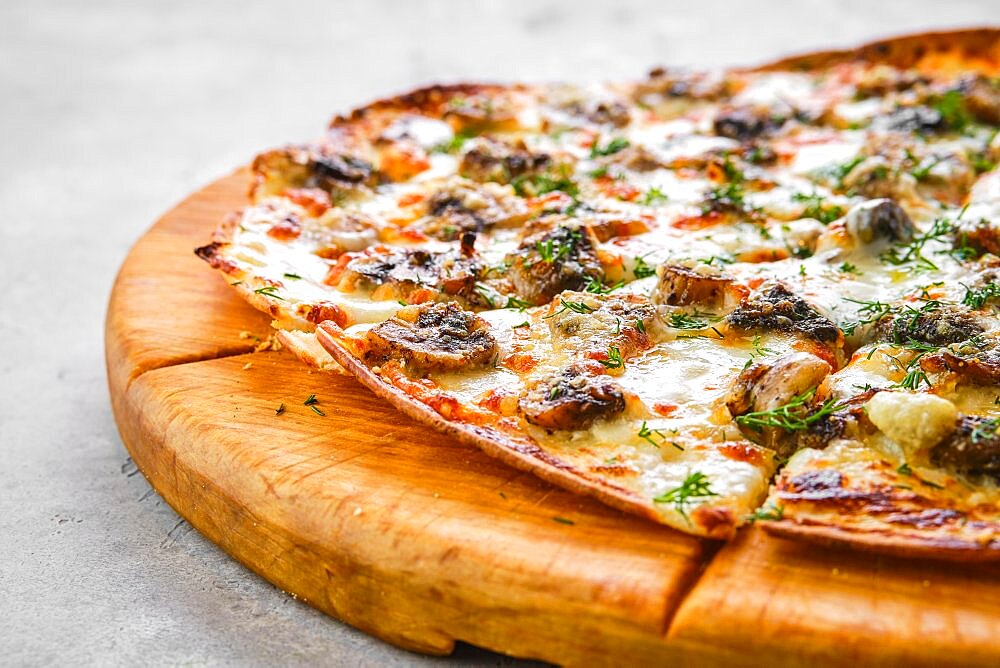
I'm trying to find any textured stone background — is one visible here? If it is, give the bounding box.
[1,2,997,665]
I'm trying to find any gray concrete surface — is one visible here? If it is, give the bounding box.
[1,1,997,665]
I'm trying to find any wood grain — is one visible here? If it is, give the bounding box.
[670,529,1000,667]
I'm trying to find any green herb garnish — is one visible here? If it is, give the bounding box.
[590,137,630,158]
[253,286,285,300]
[961,282,1000,309]
[640,186,668,206]
[633,255,657,279]
[653,472,718,522]
[747,503,784,523]
[544,298,596,318]
[792,192,844,224]
[735,389,843,433]
[598,346,624,369]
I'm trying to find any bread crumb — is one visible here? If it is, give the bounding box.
[242,362,252,370]
[353,507,363,516]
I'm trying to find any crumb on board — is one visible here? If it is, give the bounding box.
[238,330,282,352]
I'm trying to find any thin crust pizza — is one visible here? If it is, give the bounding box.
[197,29,1000,556]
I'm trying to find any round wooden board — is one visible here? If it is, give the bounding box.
[106,169,1000,667]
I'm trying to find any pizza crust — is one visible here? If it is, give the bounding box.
[762,520,1000,563]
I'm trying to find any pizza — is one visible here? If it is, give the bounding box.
[196,29,1000,559]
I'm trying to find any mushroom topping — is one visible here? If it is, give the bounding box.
[844,198,915,244]
[336,246,484,305]
[364,302,498,372]
[873,304,986,347]
[712,105,786,142]
[653,262,734,310]
[726,352,833,452]
[458,137,552,184]
[545,292,667,358]
[841,156,915,200]
[873,106,945,134]
[421,180,530,240]
[519,364,626,431]
[310,153,378,190]
[963,75,1000,125]
[921,337,1000,385]
[931,415,1000,479]
[305,209,382,254]
[506,226,604,305]
[724,283,840,344]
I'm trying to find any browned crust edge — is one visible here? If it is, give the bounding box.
[751,27,999,74]
[329,82,527,128]
[313,323,691,531]
[761,519,1000,563]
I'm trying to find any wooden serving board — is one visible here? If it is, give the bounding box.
[106,169,1000,666]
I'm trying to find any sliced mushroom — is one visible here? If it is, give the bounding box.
[712,105,786,142]
[336,246,486,306]
[458,137,552,184]
[724,283,840,344]
[844,198,915,244]
[305,209,382,253]
[311,153,378,190]
[545,292,667,358]
[921,336,1000,385]
[963,75,1000,125]
[873,105,944,134]
[420,180,530,240]
[364,302,498,372]
[653,262,734,310]
[726,351,833,452]
[506,225,603,305]
[874,304,986,347]
[932,415,1000,479]
[841,156,915,200]
[519,364,626,430]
